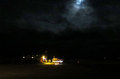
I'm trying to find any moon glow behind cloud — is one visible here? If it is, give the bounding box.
[75,0,84,8]
[64,0,97,29]
[66,0,85,18]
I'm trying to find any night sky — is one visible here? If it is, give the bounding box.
[0,0,120,59]
[0,0,120,32]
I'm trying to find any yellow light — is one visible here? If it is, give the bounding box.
[43,62,54,65]
[48,59,51,63]
[42,56,45,59]
[41,55,47,63]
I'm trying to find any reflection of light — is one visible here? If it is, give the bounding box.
[43,62,62,65]
[44,63,54,65]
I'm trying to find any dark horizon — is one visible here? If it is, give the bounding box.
[1,26,120,59]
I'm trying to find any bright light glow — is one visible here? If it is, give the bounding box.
[52,57,63,64]
[74,0,84,9]
[48,59,51,63]
[55,63,60,65]
[68,0,85,17]
[41,55,63,65]
[42,56,45,59]
[31,57,34,59]
[76,0,83,5]
[41,55,47,63]
[23,56,25,59]
[43,62,62,65]
[44,63,54,65]
[52,60,63,63]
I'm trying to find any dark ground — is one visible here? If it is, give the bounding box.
[0,63,119,79]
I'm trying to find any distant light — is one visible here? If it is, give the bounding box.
[23,56,25,59]
[52,60,63,63]
[77,60,80,64]
[31,57,34,59]
[41,55,47,63]
[104,57,107,60]
[48,59,51,63]
[36,55,39,57]
[42,56,45,59]
[55,63,60,65]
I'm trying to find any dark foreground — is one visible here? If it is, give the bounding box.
[0,63,120,79]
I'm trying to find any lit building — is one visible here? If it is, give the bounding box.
[40,55,63,65]
[52,57,63,65]
[40,55,47,63]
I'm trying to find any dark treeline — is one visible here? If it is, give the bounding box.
[0,26,120,60]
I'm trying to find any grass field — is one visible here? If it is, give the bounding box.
[0,63,119,79]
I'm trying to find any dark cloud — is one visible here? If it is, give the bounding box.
[91,0,120,27]
[16,13,72,32]
[0,0,120,32]
[0,0,69,32]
